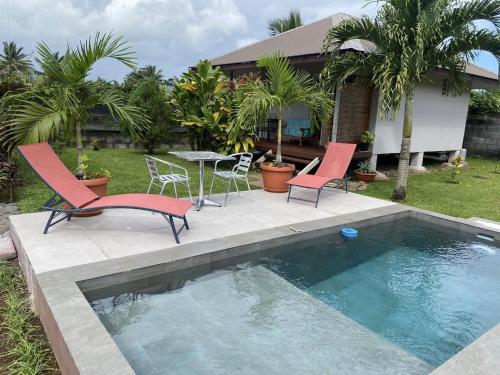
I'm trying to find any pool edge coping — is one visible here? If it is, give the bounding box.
[19,205,500,375]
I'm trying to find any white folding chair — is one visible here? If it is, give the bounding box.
[208,152,252,206]
[145,155,193,202]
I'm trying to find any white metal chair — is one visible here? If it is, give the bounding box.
[145,155,193,202]
[208,152,252,206]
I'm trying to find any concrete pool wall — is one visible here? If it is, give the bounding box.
[10,205,500,375]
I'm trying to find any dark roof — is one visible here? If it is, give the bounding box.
[210,13,497,82]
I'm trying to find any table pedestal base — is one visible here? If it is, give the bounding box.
[195,198,222,211]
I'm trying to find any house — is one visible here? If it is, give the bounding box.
[209,13,498,169]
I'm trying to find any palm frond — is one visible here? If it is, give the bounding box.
[95,88,149,140]
[67,32,136,81]
[0,93,67,147]
[323,17,382,53]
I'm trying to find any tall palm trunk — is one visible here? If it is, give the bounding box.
[392,94,413,201]
[75,122,84,177]
[275,108,283,167]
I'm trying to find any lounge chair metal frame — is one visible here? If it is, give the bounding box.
[286,142,356,208]
[40,192,189,244]
[287,175,351,208]
[18,143,191,244]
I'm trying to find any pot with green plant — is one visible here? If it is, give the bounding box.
[232,53,333,192]
[62,153,111,216]
[358,131,375,152]
[354,160,377,182]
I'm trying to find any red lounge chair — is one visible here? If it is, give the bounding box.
[286,142,356,208]
[18,143,192,244]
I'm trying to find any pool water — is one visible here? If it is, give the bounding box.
[89,217,500,374]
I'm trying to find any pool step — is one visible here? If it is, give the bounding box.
[102,266,432,375]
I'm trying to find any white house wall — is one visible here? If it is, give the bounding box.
[372,79,471,155]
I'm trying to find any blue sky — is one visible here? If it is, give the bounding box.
[1,0,498,81]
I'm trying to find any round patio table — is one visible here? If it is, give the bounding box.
[169,151,235,211]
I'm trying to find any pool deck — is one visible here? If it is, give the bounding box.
[9,188,394,277]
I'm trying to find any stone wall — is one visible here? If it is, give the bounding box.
[463,113,500,159]
[82,126,188,149]
[336,83,372,143]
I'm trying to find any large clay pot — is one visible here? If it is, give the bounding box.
[354,170,376,182]
[260,162,295,193]
[63,177,109,217]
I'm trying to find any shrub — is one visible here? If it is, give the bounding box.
[129,78,175,153]
[469,89,500,114]
[170,61,257,154]
[0,158,18,202]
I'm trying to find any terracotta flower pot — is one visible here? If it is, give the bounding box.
[63,177,109,217]
[260,162,295,193]
[354,170,376,182]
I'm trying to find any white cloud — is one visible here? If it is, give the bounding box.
[1,0,248,79]
[1,0,496,80]
[236,37,259,48]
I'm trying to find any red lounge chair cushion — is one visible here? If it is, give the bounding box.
[286,142,356,189]
[286,175,331,189]
[85,194,192,217]
[18,143,99,208]
[316,143,357,179]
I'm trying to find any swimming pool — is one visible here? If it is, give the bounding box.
[87,217,500,374]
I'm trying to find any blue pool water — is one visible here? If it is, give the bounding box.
[89,217,500,374]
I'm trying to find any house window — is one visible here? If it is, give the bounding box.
[441,79,449,96]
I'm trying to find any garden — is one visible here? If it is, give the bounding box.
[0,0,500,373]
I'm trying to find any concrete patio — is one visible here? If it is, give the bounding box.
[9,188,394,276]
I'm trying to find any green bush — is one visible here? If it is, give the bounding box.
[469,89,500,114]
[129,78,175,153]
[0,261,58,374]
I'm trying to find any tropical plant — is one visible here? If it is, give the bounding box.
[123,64,165,93]
[170,60,230,151]
[90,138,100,151]
[232,53,334,167]
[0,158,18,201]
[268,9,303,36]
[0,41,33,94]
[450,155,464,183]
[356,160,376,173]
[0,33,149,176]
[0,261,58,374]
[360,130,375,144]
[469,89,500,113]
[129,78,175,153]
[76,153,111,180]
[322,0,500,201]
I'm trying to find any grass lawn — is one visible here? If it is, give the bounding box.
[15,147,260,214]
[358,158,500,221]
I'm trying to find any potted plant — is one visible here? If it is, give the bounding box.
[358,131,375,152]
[354,160,377,182]
[63,153,111,216]
[233,53,333,192]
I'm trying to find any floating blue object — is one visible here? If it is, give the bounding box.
[341,227,358,239]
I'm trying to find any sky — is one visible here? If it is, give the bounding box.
[1,0,498,82]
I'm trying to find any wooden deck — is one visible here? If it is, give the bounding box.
[255,139,370,165]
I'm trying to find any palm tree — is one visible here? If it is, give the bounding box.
[0,41,32,78]
[268,9,303,36]
[123,64,164,92]
[138,65,164,81]
[233,53,333,167]
[0,41,33,93]
[322,0,500,201]
[0,33,148,175]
